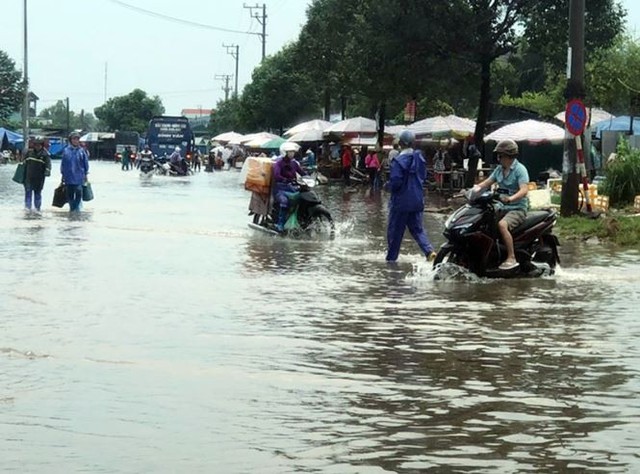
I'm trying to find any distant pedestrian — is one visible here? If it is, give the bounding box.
[365,148,380,188]
[385,130,435,262]
[122,146,131,171]
[341,146,352,186]
[23,136,51,212]
[61,132,90,212]
[193,149,201,172]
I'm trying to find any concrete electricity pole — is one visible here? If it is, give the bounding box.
[243,3,267,61]
[560,0,585,216]
[223,43,240,97]
[22,0,29,154]
[215,74,233,101]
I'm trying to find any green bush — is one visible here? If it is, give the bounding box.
[599,138,640,207]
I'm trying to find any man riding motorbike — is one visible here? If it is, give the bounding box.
[472,139,530,270]
[273,142,304,232]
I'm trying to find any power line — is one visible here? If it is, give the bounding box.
[104,0,261,36]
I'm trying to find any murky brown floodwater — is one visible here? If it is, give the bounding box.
[2,161,640,473]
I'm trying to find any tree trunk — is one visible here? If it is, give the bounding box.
[377,101,386,149]
[323,87,331,121]
[341,96,348,120]
[465,58,491,188]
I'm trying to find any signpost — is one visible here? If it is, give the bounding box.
[565,98,591,212]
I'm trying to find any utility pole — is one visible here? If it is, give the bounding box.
[560,0,585,216]
[223,43,240,97]
[66,97,70,137]
[215,74,233,101]
[22,0,29,154]
[243,3,267,61]
[104,62,108,103]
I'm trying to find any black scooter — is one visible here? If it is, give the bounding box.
[433,189,560,278]
[248,176,335,239]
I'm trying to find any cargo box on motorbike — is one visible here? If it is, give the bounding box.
[244,157,274,195]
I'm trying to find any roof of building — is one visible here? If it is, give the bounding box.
[181,108,212,116]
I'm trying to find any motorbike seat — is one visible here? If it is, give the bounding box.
[512,210,551,235]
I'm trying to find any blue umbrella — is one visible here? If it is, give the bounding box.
[594,116,640,138]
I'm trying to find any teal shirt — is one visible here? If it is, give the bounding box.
[489,159,529,211]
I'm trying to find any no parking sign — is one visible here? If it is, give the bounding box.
[565,99,587,136]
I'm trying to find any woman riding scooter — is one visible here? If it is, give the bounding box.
[273,142,304,232]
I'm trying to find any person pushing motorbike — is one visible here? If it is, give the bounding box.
[273,142,305,232]
[473,139,529,270]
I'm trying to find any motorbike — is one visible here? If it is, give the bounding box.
[154,155,192,176]
[248,176,335,239]
[138,154,156,176]
[433,188,560,278]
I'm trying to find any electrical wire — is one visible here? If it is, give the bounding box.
[104,0,261,36]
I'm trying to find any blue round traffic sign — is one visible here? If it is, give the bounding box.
[565,99,587,136]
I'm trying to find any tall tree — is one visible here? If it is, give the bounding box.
[94,89,164,133]
[521,0,625,73]
[208,97,246,136]
[38,100,97,131]
[586,35,640,115]
[297,0,359,120]
[0,50,24,125]
[239,44,319,133]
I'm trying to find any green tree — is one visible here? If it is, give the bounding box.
[208,97,246,136]
[296,0,357,120]
[521,0,625,73]
[0,50,24,125]
[37,100,97,131]
[586,35,640,115]
[94,89,164,133]
[239,44,319,133]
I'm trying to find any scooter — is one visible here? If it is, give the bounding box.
[248,176,335,239]
[138,154,156,177]
[433,188,560,278]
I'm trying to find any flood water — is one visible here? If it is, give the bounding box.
[2,161,640,473]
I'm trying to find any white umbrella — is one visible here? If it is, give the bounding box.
[324,116,378,135]
[287,129,325,143]
[384,125,405,136]
[554,107,615,126]
[484,119,565,143]
[243,132,283,148]
[212,131,244,143]
[284,119,331,137]
[408,115,476,137]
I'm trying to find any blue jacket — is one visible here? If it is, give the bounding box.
[388,148,426,212]
[61,145,89,185]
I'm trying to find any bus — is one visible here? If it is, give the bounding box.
[146,116,195,159]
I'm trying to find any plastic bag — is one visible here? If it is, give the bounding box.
[82,182,94,201]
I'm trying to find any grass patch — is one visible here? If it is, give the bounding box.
[556,214,640,247]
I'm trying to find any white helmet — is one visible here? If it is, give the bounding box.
[174,146,181,152]
[279,141,300,154]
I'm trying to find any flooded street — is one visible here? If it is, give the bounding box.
[2,161,640,473]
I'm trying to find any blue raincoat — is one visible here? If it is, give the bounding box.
[386,148,434,261]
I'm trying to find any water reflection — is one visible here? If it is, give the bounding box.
[1,163,640,472]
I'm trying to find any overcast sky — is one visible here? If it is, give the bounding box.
[2,0,639,118]
[1,0,311,116]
